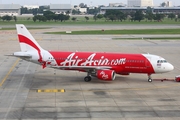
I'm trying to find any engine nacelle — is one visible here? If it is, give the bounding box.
[119,73,130,75]
[97,70,116,81]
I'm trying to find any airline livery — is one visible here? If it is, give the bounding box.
[11,24,174,82]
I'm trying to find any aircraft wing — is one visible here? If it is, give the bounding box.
[51,66,112,71]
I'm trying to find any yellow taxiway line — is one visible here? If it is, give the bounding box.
[37,89,65,93]
[0,59,19,87]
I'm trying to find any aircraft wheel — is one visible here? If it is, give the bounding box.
[84,76,91,82]
[148,78,152,82]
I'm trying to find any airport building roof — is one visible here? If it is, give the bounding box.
[50,4,72,9]
[153,7,180,10]
[101,7,147,10]
[100,6,180,14]
[0,4,21,9]
[101,7,180,10]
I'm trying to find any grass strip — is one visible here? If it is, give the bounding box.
[0,18,180,25]
[0,27,50,30]
[45,29,180,35]
[113,37,180,40]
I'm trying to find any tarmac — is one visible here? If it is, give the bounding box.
[0,25,180,120]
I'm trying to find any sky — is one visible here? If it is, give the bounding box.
[0,0,180,6]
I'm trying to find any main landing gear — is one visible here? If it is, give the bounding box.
[84,71,95,82]
[84,76,92,82]
[148,74,153,82]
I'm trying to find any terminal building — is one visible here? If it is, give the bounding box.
[50,4,72,15]
[23,5,39,9]
[128,0,153,7]
[100,7,180,14]
[109,3,126,7]
[0,4,21,16]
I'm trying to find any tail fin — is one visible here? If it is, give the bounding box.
[16,24,43,52]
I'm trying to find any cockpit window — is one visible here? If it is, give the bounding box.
[157,60,167,63]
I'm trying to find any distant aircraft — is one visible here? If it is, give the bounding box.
[11,24,174,82]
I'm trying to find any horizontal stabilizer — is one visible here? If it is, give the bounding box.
[6,52,32,58]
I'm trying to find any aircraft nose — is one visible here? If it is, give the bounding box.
[168,63,174,71]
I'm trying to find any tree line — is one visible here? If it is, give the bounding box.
[0,10,180,23]
[33,11,70,22]
[100,9,180,22]
[0,15,17,22]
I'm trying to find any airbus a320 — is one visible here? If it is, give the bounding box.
[10,24,174,82]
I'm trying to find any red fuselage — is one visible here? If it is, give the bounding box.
[49,51,155,74]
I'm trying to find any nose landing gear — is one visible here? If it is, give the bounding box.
[148,74,153,82]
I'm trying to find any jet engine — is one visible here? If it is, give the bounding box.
[96,70,116,81]
[119,73,130,75]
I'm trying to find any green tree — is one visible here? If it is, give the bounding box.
[45,14,54,21]
[168,13,176,20]
[43,11,55,18]
[13,16,17,22]
[20,7,28,14]
[53,14,58,22]
[154,13,164,22]
[72,9,80,15]
[41,16,47,22]
[36,15,41,22]
[7,15,12,21]
[32,8,38,15]
[66,10,70,15]
[93,14,104,21]
[134,10,144,22]
[33,16,37,22]
[2,15,12,21]
[2,16,6,21]
[72,9,76,15]
[161,2,166,7]
[117,11,126,22]
[74,5,78,8]
[72,17,77,22]
[105,10,127,22]
[85,16,89,22]
[145,13,154,22]
[38,6,49,14]
[34,15,46,22]
[79,3,85,8]
[64,15,70,21]
[97,14,104,19]
[43,11,56,22]
[146,6,153,14]
[108,14,117,22]
[58,14,65,22]
[93,14,97,22]
[178,14,180,21]
[130,12,135,21]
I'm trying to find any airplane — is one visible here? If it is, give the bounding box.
[10,24,174,82]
